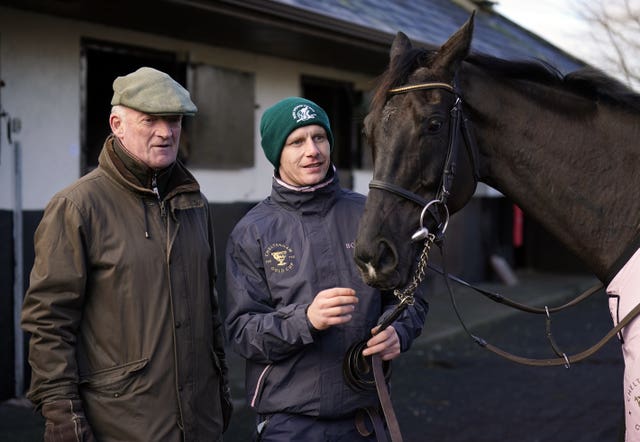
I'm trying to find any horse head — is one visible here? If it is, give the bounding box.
[354,15,479,290]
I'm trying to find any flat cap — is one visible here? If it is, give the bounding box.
[111,67,197,115]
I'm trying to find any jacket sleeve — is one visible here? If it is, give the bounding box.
[21,196,88,407]
[223,226,315,364]
[379,284,429,353]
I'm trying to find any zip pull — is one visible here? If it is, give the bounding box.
[151,173,161,199]
[151,173,167,219]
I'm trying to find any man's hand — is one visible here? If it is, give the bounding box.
[307,287,358,331]
[362,325,401,361]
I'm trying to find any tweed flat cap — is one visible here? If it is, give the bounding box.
[111,67,197,115]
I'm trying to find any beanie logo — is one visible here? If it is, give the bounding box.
[265,243,296,274]
[292,104,317,123]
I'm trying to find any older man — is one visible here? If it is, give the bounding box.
[22,67,232,441]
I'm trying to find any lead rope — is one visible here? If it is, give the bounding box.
[346,234,436,442]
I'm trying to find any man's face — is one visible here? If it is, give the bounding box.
[110,107,182,169]
[278,124,331,187]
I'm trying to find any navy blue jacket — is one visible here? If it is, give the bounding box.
[224,171,428,418]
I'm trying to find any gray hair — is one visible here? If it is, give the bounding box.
[110,105,126,118]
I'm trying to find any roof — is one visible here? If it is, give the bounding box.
[275,0,585,72]
[0,0,584,75]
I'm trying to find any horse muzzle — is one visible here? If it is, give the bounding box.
[354,237,411,290]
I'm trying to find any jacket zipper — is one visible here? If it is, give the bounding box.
[151,173,167,219]
[154,170,182,429]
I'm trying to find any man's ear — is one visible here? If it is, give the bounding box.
[109,113,124,137]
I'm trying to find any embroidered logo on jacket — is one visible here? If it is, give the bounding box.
[265,243,296,273]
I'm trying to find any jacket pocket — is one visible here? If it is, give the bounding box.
[79,358,149,394]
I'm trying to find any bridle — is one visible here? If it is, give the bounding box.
[361,80,480,352]
[369,81,480,244]
[343,81,479,442]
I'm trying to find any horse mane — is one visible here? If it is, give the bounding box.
[370,47,640,114]
[466,53,640,112]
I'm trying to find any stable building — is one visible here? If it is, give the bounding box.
[0,0,585,401]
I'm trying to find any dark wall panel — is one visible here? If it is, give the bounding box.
[0,210,15,400]
[211,202,256,315]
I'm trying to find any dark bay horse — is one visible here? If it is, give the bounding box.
[354,13,640,440]
[354,15,640,293]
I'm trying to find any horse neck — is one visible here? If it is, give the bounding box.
[462,68,640,280]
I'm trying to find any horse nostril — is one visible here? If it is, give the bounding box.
[354,238,399,287]
[377,239,398,273]
[354,238,402,289]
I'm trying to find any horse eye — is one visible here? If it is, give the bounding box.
[426,117,444,134]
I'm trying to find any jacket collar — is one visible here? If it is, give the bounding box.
[270,166,341,214]
[110,136,174,196]
[98,134,199,198]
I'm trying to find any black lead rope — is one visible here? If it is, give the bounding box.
[342,296,412,393]
[344,234,435,396]
[343,236,437,442]
[343,317,401,442]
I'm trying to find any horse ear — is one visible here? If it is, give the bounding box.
[433,12,475,76]
[390,31,412,66]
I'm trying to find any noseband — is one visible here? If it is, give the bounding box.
[368,81,479,241]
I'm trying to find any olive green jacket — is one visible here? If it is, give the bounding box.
[22,135,231,441]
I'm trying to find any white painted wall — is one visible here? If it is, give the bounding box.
[0,8,81,210]
[0,6,373,209]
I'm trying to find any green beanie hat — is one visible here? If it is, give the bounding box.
[260,97,334,169]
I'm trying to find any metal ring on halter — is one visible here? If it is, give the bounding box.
[419,199,450,235]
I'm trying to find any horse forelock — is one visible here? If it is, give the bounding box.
[370,47,436,117]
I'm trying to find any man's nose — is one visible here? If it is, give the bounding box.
[156,120,174,137]
[304,139,321,155]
